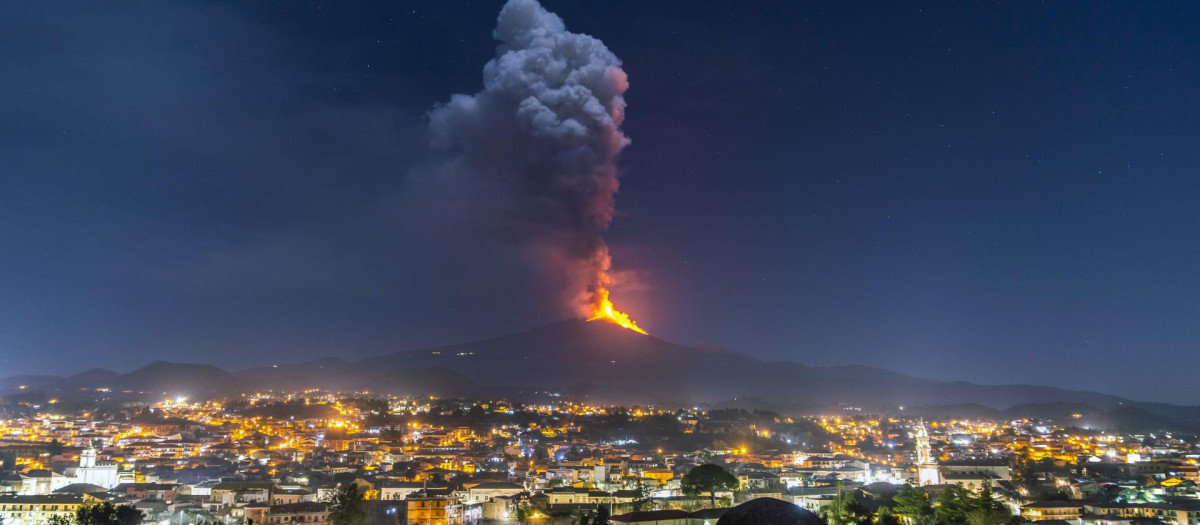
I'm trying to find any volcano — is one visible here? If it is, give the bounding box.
[242,318,1131,410]
[1,319,1177,419]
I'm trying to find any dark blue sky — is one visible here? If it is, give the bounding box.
[2,1,1198,402]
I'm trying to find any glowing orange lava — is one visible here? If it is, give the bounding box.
[588,288,647,334]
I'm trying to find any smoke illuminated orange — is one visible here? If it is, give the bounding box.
[588,288,647,334]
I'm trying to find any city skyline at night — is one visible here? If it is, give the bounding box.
[3,1,1199,404]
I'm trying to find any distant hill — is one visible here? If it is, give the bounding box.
[120,361,240,396]
[4,319,1198,431]
[68,368,120,384]
[0,362,238,398]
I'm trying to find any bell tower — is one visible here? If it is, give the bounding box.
[915,421,940,486]
[80,443,97,468]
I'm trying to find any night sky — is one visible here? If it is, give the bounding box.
[3,1,1198,403]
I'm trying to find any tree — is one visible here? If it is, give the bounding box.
[1012,460,1036,494]
[892,485,933,525]
[328,483,368,525]
[974,487,1004,513]
[516,500,535,524]
[933,485,974,525]
[593,504,610,525]
[964,507,1014,525]
[877,506,902,525]
[796,473,812,487]
[681,464,739,507]
[824,483,850,525]
[965,487,1014,525]
[631,481,652,512]
[113,505,143,525]
[823,485,874,525]
[74,502,144,525]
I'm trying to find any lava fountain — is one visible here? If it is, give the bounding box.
[588,287,647,334]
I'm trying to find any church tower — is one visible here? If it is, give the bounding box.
[915,421,940,486]
[75,442,118,489]
[80,444,97,468]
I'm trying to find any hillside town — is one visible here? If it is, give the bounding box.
[1,391,1199,525]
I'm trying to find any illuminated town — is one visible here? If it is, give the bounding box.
[2,390,1199,525]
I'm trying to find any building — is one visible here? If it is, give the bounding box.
[406,488,479,525]
[939,471,1000,491]
[1021,501,1084,521]
[111,483,178,504]
[379,481,429,501]
[0,494,92,525]
[464,481,523,504]
[481,495,519,521]
[210,482,274,505]
[1147,502,1200,525]
[1083,501,1157,521]
[938,461,1010,490]
[9,471,72,496]
[264,502,330,525]
[271,487,314,505]
[73,445,119,489]
[915,423,940,487]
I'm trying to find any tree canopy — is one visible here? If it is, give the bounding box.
[76,502,143,525]
[879,484,1016,525]
[681,464,739,507]
[44,503,144,525]
[329,483,368,525]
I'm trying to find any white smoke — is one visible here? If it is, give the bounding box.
[422,0,632,316]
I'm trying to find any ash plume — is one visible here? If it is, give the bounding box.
[420,0,633,318]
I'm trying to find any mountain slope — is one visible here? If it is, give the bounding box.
[328,319,1128,409]
[0,319,1171,419]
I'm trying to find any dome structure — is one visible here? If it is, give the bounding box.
[716,497,826,525]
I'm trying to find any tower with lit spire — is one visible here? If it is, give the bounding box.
[915,421,941,486]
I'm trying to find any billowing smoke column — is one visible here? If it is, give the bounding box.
[427,0,644,332]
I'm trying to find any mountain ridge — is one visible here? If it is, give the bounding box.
[2,319,1195,430]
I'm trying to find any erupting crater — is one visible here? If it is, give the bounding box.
[587,287,647,334]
